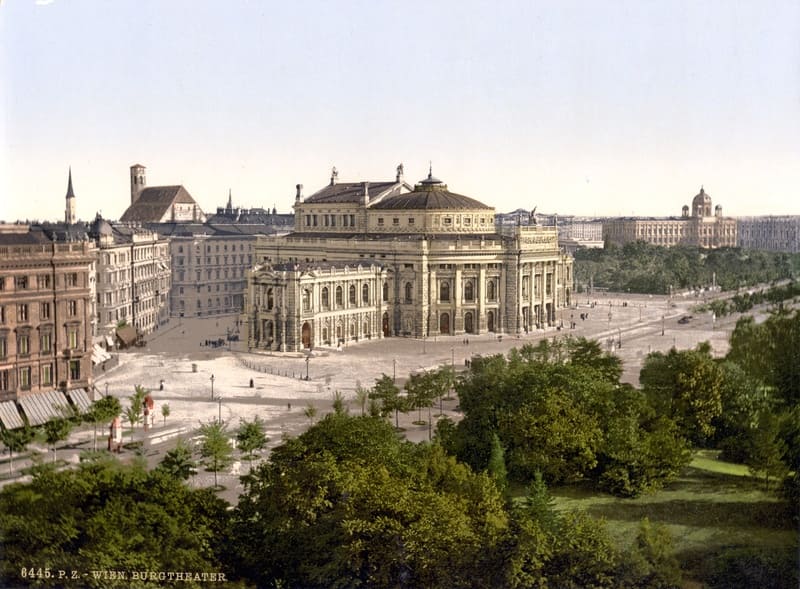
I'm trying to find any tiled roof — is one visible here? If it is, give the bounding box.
[120,185,200,222]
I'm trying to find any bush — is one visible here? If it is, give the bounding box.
[708,546,798,589]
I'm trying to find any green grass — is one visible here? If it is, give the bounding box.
[547,449,797,585]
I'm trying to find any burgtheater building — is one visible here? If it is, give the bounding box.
[243,166,573,352]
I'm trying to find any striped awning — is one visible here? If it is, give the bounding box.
[0,401,24,429]
[68,388,93,414]
[18,390,71,426]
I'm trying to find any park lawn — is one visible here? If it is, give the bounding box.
[549,449,796,583]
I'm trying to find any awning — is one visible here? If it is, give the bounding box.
[92,344,112,365]
[116,325,138,347]
[0,401,24,429]
[17,390,71,426]
[105,335,115,347]
[68,388,93,414]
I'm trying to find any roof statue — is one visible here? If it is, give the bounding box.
[529,206,537,225]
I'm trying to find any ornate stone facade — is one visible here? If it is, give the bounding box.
[603,187,737,248]
[244,167,573,352]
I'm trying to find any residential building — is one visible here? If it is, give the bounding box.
[737,216,800,253]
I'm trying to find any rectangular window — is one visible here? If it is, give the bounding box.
[0,306,5,324]
[0,370,8,391]
[408,218,415,225]
[443,217,452,225]
[0,277,4,291]
[41,332,52,354]
[66,272,78,287]
[68,329,79,350]
[392,218,399,226]
[17,304,29,322]
[0,337,6,358]
[378,218,384,226]
[68,300,78,316]
[41,364,53,386]
[15,276,28,290]
[69,360,80,381]
[18,334,29,356]
[19,366,31,390]
[41,302,51,320]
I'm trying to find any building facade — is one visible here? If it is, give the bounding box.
[120,164,206,223]
[603,187,737,248]
[89,216,171,340]
[244,166,573,352]
[0,224,95,401]
[737,216,800,253]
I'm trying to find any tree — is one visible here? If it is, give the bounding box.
[83,395,121,452]
[617,518,682,588]
[303,402,318,425]
[746,411,790,492]
[157,439,197,480]
[0,460,231,588]
[161,402,171,426]
[42,417,72,463]
[198,421,234,488]
[354,384,370,416]
[235,416,268,463]
[404,371,437,424]
[123,385,148,443]
[369,374,406,429]
[0,426,35,472]
[487,432,508,492]
[331,390,347,415]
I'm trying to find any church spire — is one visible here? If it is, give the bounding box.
[227,188,233,210]
[65,167,76,224]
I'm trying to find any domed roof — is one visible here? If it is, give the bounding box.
[372,169,492,211]
[90,214,113,237]
[692,186,712,207]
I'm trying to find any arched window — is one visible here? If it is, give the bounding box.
[464,281,474,302]
[321,287,329,309]
[335,285,343,307]
[382,282,389,302]
[440,281,450,302]
[349,284,356,304]
[267,288,274,310]
[487,280,496,300]
[302,289,311,311]
[404,282,413,303]
[362,283,369,303]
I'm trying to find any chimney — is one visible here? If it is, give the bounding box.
[296,184,304,202]
[363,181,370,205]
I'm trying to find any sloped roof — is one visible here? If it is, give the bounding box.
[303,181,406,204]
[120,185,200,222]
[116,324,138,346]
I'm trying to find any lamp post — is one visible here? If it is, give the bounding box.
[661,315,665,336]
[305,350,311,381]
[393,358,397,383]
[210,374,215,399]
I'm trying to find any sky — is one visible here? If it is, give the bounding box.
[1,0,799,222]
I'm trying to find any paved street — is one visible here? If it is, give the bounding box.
[0,290,746,501]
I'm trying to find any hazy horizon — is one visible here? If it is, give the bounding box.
[2,1,799,223]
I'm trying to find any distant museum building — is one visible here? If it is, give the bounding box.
[243,166,574,352]
[603,187,737,248]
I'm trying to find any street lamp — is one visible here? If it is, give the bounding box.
[393,358,397,383]
[210,374,215,399]
[661,315,665,336]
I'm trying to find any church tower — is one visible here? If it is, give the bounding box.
[130,164,147,205]
[64,167,76,224]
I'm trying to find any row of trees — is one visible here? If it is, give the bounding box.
[696,281,800,317]
[574,242,800,294]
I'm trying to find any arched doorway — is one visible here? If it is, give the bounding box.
[464,311,474,334]
[301,322,312,348]
[440,313,450,335]
[382,312,390,337]
[487,310,495,332]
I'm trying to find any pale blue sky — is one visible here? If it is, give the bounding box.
[2,0,798,222]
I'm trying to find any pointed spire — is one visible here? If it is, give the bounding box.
[65,167,75,199]
[227,188,233,210]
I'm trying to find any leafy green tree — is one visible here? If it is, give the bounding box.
[235,416,268,463]
[230,414,509,589]
[616,518,682,588]
[354,383,369,416]
[303,402,318,425]
[0,426,35,472]
[746,411,790,492]
[157,439,197,480]
[42,417,72,463]
[198,421,234,488]
[0,460,232,588]
[487,432,508,492]
[640,345,724,444]
[369,374,406,428]
[404,371,437,424]
[83,395,122,452]
[161,402,171,425]
[331,390,347,415]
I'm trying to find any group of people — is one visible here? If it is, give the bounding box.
[107,393,156,452]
